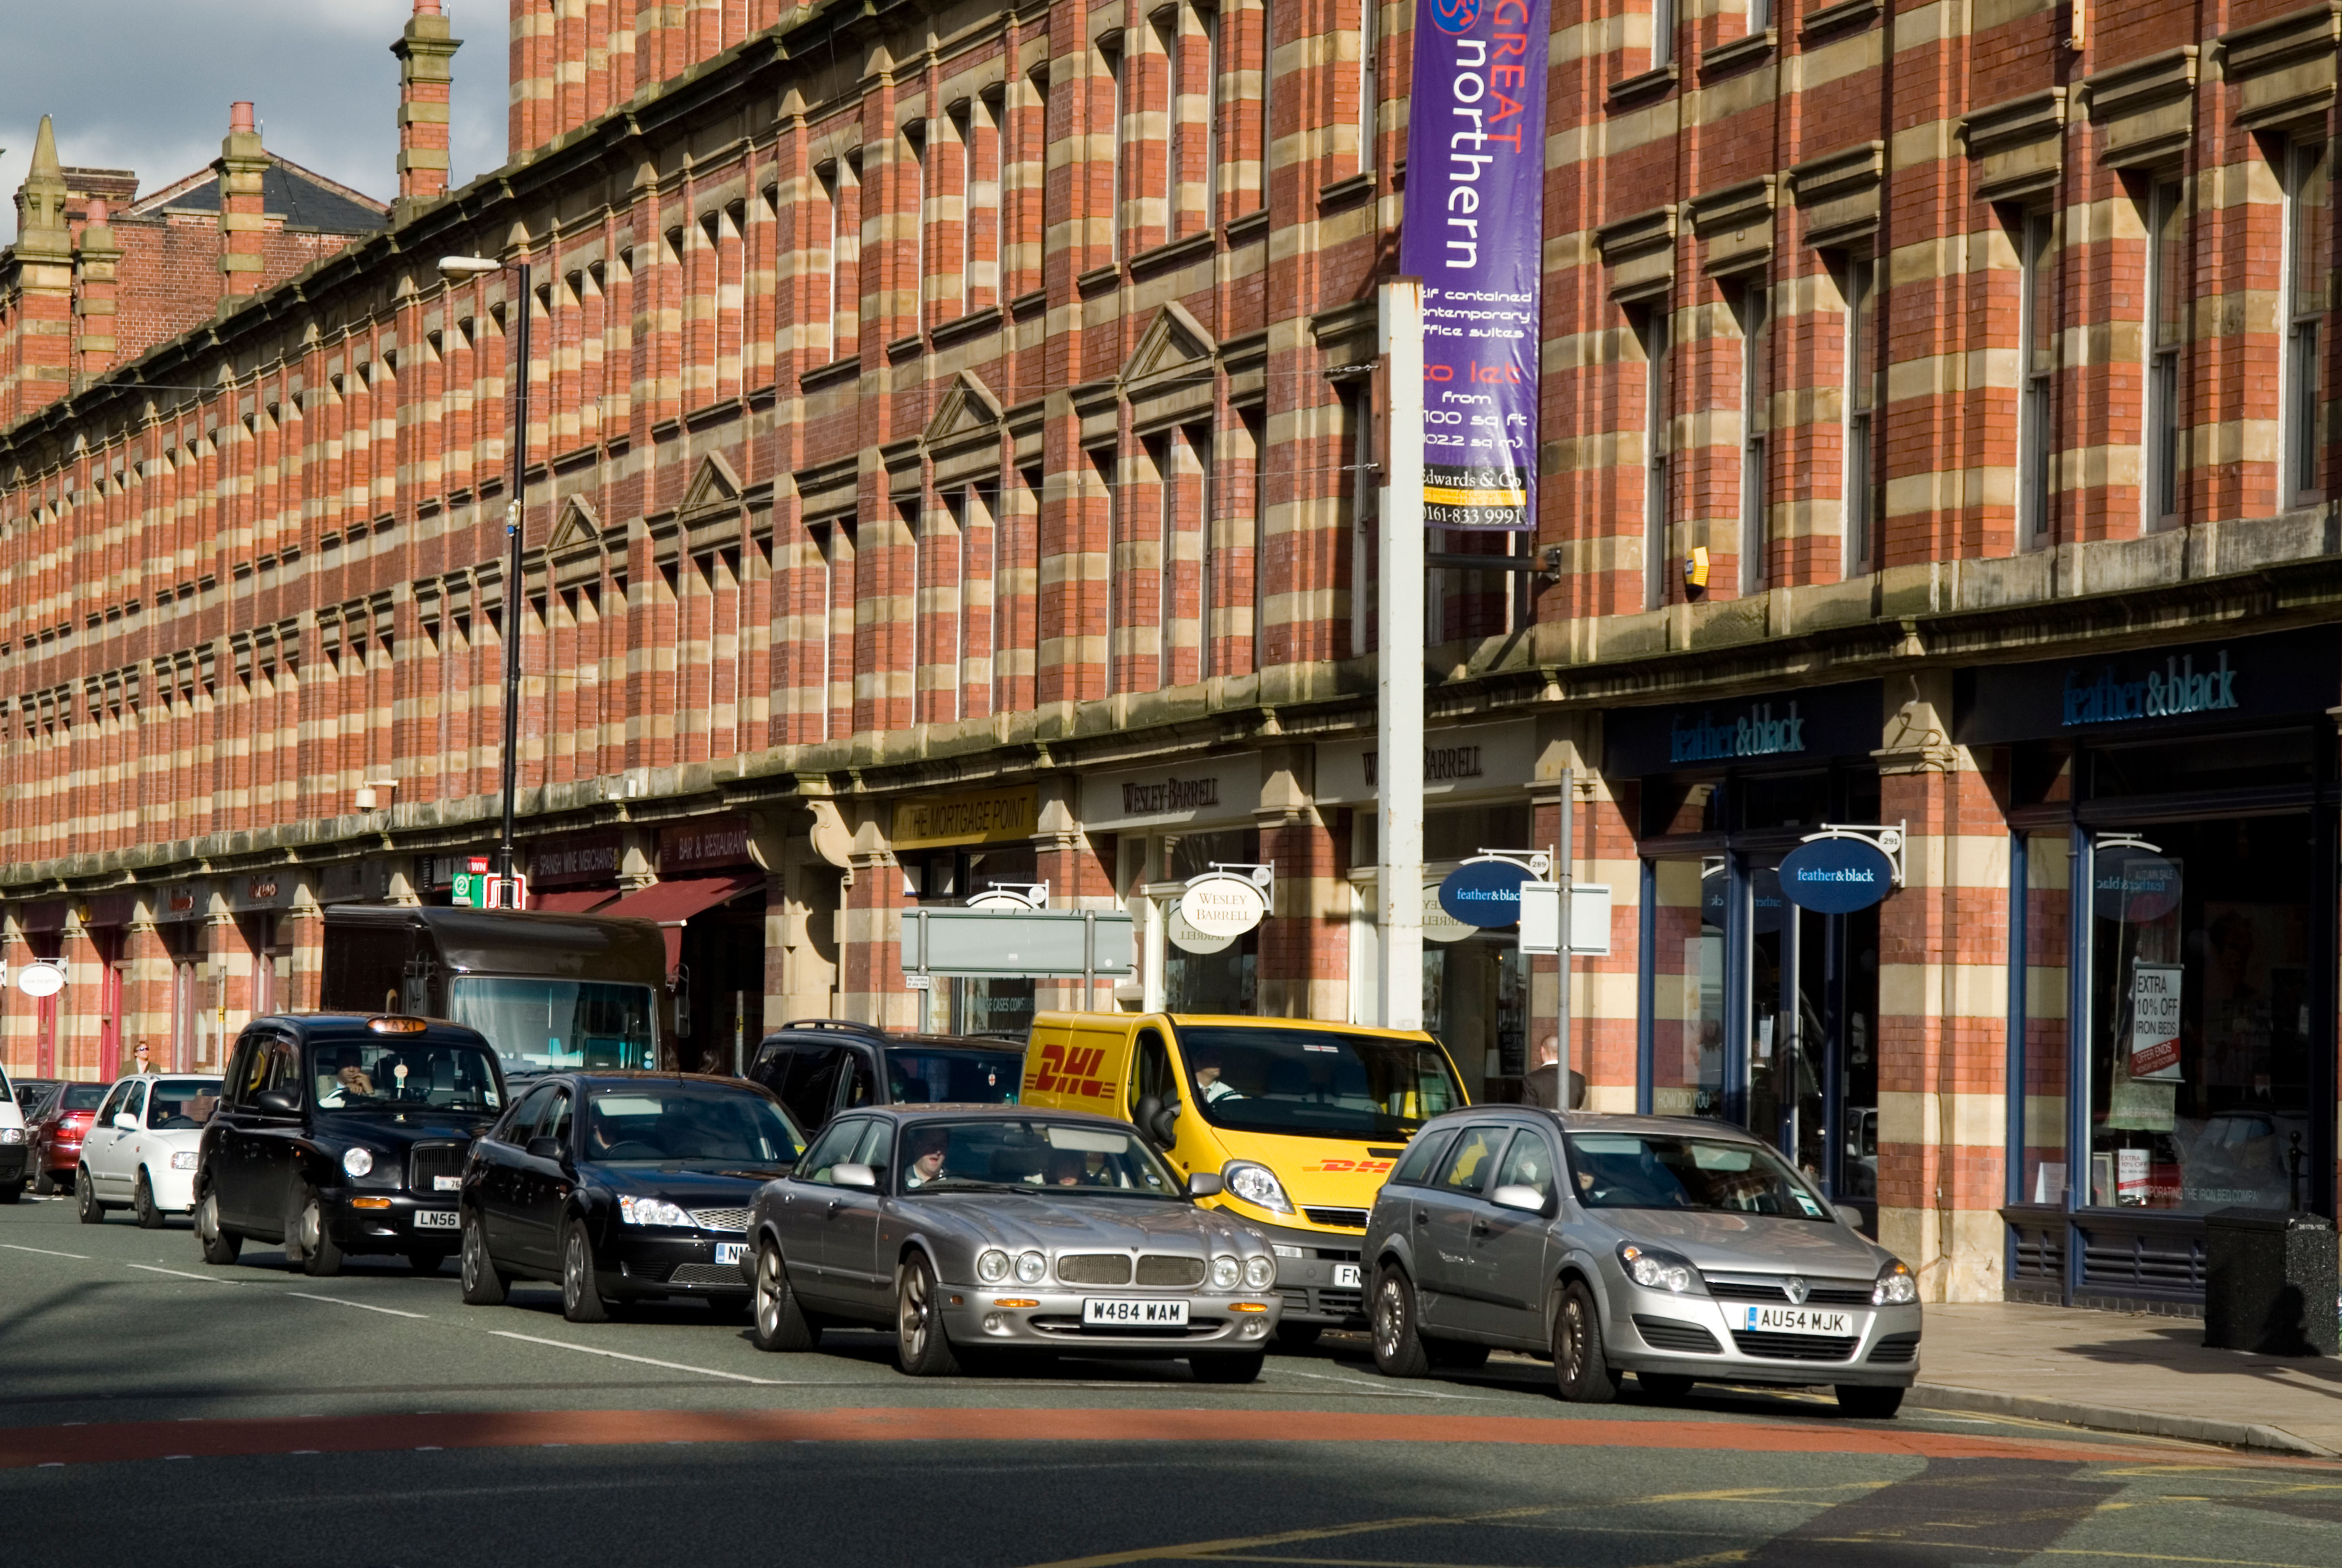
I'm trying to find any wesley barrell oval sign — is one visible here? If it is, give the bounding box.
[1437,858,1533,928]
[1179,875,1267,939]
[1777,838,1896,915]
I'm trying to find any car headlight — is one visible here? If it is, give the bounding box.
[341,1147,375,1179]
[170,1151,199,1171]
[976,1248,1011,1284]
[1014,1250,1047,1284]
[1617,1241,1701,1294]
[1873,1258,1918,1305]
[1210,1254,1242,1291]
[0,1127,23,1144]
[619,1196,692,1227]
[1243,1255,1276,1291]
[1221,1160,1294,1215]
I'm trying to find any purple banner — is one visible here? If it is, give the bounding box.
[1400,0,1548,531]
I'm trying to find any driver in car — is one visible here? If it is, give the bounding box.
[1192,1048,1242,1105]
[315,1049,376,1107]
[902,1128,949,1189]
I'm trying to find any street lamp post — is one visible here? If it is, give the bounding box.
[439,254,531,906]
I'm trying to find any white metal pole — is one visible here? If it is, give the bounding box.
[1377,279,1426,1032]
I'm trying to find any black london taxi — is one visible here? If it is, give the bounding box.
[195,1014,508,1276]
[457,1072,803,1323]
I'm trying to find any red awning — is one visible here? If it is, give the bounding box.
[531,888,618,914]
[597,870,767,969]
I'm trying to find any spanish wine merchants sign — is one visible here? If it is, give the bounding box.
[1400,0,1548,532]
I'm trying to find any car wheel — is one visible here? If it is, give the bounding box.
[1190,1351,1266,1384]
[405,1250,448,1275]
[894,1252,961,1376]
[1425,1339,1490,1371]
[134,1169,164,1229]
[459,1211,508,1306]
[296,1186,346,1278]
[195,1191,242,1265]
[76,1169,103,1225]
[750,1242,819,1351]
[1639,1371,1695,1402]
[561,1219,612,1324]
[1552,1278,1617,1404]
[1835,1384,1905,1419]
[31,1165,54,1197]
[1272,1322,1324,1353]
[1370,1263,1431,1378]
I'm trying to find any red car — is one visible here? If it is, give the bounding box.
[29,1083,108,1196]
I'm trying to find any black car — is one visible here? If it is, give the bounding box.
[457,1071,804,1323]
[195,1014,508,1276]
[747,1019,1024,1135]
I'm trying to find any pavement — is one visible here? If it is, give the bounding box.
[1913,1299,2342,1458]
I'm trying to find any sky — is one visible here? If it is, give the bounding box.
[0,0,505,241]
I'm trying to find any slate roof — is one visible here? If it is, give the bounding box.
[128,155,388,233]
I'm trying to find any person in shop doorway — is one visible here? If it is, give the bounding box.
[1521,1035,1586,1111]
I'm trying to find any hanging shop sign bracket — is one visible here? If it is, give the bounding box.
[967,882,1051,911]
[1798,823,1907,888]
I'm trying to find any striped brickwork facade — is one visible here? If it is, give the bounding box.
[2,0,2341,1304]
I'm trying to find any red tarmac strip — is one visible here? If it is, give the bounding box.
[0,1406,2206,1470]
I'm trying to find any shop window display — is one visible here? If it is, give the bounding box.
[2019,830,2071,1205]
[2086,816,2315,1212]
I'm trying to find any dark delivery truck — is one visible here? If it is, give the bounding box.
[320,905,669,1079]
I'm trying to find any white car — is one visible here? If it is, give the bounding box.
[0,1061,25,1201]
[79,1074,223,1228]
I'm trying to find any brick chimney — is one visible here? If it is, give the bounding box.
[216,101,269,305]
[12,115,74,416]
[510,0,555,160]
[392,0,462,223]
[74,195,122,387]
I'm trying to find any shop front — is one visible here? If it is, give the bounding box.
[526,828,628,913]
[1082,754,1266,1015]
[1320,721,1539,1102]
[1962,626,2340,1309]
[890,783,1044,1037]
[1608,682,1889,1223]
[600,816,770,1074]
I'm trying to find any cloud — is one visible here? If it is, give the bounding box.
[0,0,503,241]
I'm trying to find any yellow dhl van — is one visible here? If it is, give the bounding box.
[1021,1011,1469,1338]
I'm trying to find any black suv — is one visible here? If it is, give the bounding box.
[196,1013,508,1276]
[746,1019,1024,1135]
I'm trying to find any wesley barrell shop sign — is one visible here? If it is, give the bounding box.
[1956,627,2341,746]
[1604,681,1883,777]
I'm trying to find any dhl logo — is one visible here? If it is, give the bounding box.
[1304,1159,1395,1174]
[1026,1042,1116,1101]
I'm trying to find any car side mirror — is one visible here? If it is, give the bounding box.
[525,1136,564,1163]
[1187,1171,1224,1199]
[832,1162,877,1191]
[1834,1203,1867,1230]
[254,1088,300,1117]
[1134,1094,1181,1148]
[1490,1184,1549,1214]
[113,1112,138,1132]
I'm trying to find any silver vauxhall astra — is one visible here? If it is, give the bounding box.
[1364,1109,1922,1417]
[738,1105,1282,1380]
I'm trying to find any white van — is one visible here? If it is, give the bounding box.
[0,1062,26,1201]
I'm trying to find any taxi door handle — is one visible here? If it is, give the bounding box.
[826,1198,844,1215]
[1470,1219,1492,1236]
[1413,1209,1428,1226]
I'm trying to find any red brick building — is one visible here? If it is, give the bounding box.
[1,0,2336,1311]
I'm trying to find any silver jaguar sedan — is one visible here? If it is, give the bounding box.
[736,1105,1282,1380]
[1363,1109,1922,1417]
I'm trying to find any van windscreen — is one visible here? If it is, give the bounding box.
[1175,1026,1461,1139]
[449,978,658,1075]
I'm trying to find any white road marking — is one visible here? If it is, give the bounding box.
[487,1329,792,1385]
[1272,1365,1486,1400]
[287,1292,429,1319]
[126,1263,237,1283]
[1,1242,92,1260]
